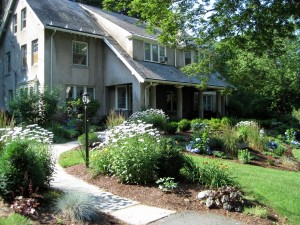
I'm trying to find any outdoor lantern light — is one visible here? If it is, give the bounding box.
[82,92,90,168]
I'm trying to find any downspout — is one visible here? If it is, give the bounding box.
[175,48,177,67]
[50,30,56,91]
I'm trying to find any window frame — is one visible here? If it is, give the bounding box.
[115,85,128,110]
[144,42,166,63]
[72,41,88,66]
[166,91,177,112]
[12,14,17,33]
[21,8,26,30]
[32,39,38,65]
[21,44,27,69]
[184,51,192,66]
[66,86,95,100]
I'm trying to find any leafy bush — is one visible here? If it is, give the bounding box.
[90,149,113,175]
[0,213,31,225]
[186,131,210,154]
[78,132,99,148]
[50,123,71,143]
[199,160,236,188]
[156,177,178,192]
[178,119,191,132]
[238,149,251,164]
[0,140,54,201]
[67,98,100,119]
[129,108,168,130]
[273,144,286,156]
[206,118,222,130]
[106,109,125,129]
[156,138,185,179]
[55,191,99,223]
[164,121,178,134]
[181,156,201,183]
[222,125,239,157]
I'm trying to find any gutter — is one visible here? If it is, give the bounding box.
[45,25,104,39]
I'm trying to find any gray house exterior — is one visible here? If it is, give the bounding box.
[0,0,229,119]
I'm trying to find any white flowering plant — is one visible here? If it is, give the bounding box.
[129,109,168,130]
[0,124,53,145]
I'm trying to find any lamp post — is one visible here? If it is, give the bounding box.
[82,92,90,168]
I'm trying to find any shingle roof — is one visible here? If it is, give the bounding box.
[27,0,106,36]
[105,37,229,87]
[80,4,160,39]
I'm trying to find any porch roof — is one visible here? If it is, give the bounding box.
[105,37,229,88]
[27,0,106,36]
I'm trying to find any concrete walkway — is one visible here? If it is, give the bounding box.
[50,141,243,225]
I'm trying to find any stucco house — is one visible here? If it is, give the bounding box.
[0,0,229,120]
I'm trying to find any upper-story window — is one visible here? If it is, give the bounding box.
[144,42,167,63]
[21,8,26,30]
[12,14,17,33]
[185,51,192,65]
[32,39,38,65]
[6,52,11,74]
[72,41,88,66]
[21,44,27,68]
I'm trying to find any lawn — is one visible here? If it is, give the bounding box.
[58,149,85,168]
[190,155,300,225]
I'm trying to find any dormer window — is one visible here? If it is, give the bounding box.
[144,42,167,63]
[185,51,192,65]
[21,8,26,30]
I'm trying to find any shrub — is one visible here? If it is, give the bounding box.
[0,213,31,225]
[243,206,268,219]
[156,138,185,179]
[67,98,100,120]
[78,132,99,148]
[273,144,286,156]
[186,131,210,154]
[181,156,201,183]
[50,123,71,143]
[106,109,125,129]
[164,121,178,134]
[191,122,209,132]
[178,119,191,132]
[207,118,222,130]
[90,149,113,175]
[238,149,251,164]
[222,125,239,157]
[190,118,202,126]
[55,191,99,223]
[129,108,168,131]
[0,140,54,201]
[156,177,178,192]
[199,160,236,188]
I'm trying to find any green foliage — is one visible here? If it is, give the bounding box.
[238,149,251,164]
[292,148,300,161]
[222,125,239,157]
[156,138,185,179]
[156,177,178,192]
[199,160,236,188]
[212,150,227,159]
[55,191,99,223]
[67,98,100,119]
[0,213,32,225]
[180,156,201,183]
[106,110,125,129]
[50,123,72,143]
[273,144,286,157]
[164,121,178,134]
[90,149,113,175]
[0,140,54,201]
[58,150,85,168]
[78,132,99,149]
[178,119,191,132]
[280,156,298,170]
[0,110,14,128]
[243,206,268,219]
[9,87,59,126]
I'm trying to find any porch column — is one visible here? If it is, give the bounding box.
[145,85,150,108]
[150,84,157,109]
[221,94,226,116]
[216,91,222,117]
[176,86,183,119]
[198,91,204,119]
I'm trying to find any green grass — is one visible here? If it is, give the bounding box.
[243,206,268,219]
[58,149,85,168]
[292,148,300,161]
[189,154,300,225]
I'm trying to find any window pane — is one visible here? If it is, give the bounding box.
[21,8,26,30]
[32,39,38,65]
[185,51,192,65]
[117,87,127,109]
[152,44,158,62]
[86,87,94,99]
[144,43,151,61]
[21,45,27,68]
[159,46,165,57]
[66,86,73,99]
[13,14,17,33]
[73,42,88,65]
[76,87,84,99]
[6,52,11,73]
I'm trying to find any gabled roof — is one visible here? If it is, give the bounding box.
[80,4,160,40]
[27,0,105,36]
[105,37,229,88]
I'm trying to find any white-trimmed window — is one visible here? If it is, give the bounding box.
[21,8,26,30]
[193,92,213,111]
[12,14,17,33]
[21,44,27,68]
[166,91,177,111]
[72,41,88,66]
[6,52,11,74]
[32,39,38,65]
[66,86,95,100]
[144,42,166,63]
[115,86,127,109]
[185,51,192,65]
